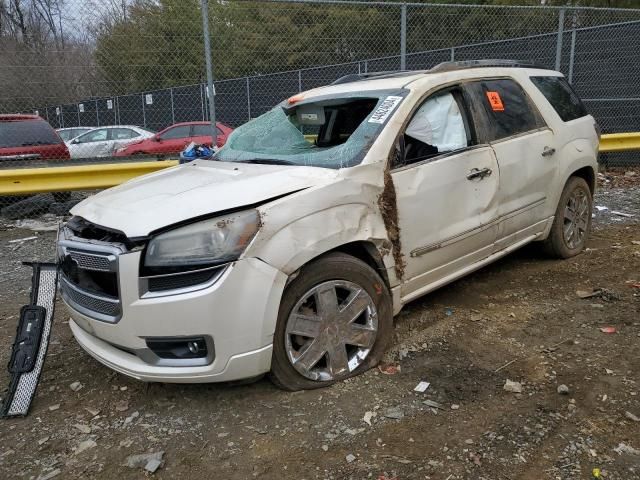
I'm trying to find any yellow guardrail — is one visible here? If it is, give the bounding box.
[0,132,637,196]
[0,160,178,196]
[598,132,640,153]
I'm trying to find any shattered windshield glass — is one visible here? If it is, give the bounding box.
[213,90,407,169]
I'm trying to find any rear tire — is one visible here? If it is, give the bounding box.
[543,176,592,259]
[269,252,393,391]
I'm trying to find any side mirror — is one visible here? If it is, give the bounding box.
[71,139,79,145]
[152,135,161,142]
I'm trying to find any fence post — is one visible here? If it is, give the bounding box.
[141,94,146,128]
[95,100,99,126]
[170,87,176,124]
[568,10,577,84]
[200,84,205,121]
[60,107,64,128]
[201,0,216,136]
[77,106,80,127]
[450,47,455,62]
[400,3,407,70]
[246,77,251,121]
[555,8,565,71]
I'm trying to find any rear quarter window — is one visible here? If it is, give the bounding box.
[466,79,546,143]
[530,76,589,122]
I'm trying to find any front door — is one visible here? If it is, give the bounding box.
[70,128,109,159]
[392,88,500,301]
[155,125,192,154]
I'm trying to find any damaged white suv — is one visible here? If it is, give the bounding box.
[58,61,599,390]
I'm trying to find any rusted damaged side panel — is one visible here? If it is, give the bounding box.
[377,163,405,281]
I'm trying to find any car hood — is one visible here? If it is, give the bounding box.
[71,160,340,237]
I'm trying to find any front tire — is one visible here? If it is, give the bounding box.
[269,252,393,391]
[543,176,592,258]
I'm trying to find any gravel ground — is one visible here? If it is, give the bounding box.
[0,182,639,480]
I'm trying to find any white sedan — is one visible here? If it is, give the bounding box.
[66,125,154,159]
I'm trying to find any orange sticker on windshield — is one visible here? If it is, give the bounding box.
[486,91,505,111]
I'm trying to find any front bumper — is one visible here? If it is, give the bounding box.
[63,249,288,383]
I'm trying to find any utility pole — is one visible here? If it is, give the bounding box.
[201,0,217,143]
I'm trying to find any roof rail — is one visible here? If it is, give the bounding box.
[429,59,552,73]
[331,70,425,85]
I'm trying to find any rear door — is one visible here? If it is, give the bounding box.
[392,87,500,300]
[110,128,141,155]
[464,78,555,250]
[191,124,218,147]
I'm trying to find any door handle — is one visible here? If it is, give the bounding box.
[542,146,556,157]
[467,167,492,180]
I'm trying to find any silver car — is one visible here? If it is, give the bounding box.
[66,125,154,159]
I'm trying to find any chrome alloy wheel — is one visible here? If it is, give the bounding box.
[563,186,590,250]
[284,280,378,382]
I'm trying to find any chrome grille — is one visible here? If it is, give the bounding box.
[60,276,121,320]
[68,250,113,272]
[58,224,124,323]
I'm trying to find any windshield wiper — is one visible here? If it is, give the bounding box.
[234,158,298,166]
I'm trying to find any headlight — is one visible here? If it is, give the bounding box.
[144,210,260,269]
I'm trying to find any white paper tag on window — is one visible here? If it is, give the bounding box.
[368,95,403,124]
[78,103,84,113]
[145,94,153,105]
[106,99,113,109]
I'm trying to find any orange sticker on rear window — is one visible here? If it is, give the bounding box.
[485,91,505,112]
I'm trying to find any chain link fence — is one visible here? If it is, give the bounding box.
[1,0,640,221]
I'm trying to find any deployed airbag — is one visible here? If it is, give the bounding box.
[405,93,466,152]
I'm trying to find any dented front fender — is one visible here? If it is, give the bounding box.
[244,163,400,286]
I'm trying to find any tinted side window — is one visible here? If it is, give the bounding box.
[160,125,190,140]
[530,76,588,122]
[467,79,545,142]
[192,124,223,136]
[0,120,61,147]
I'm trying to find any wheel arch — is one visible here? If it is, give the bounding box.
[570,165,596,195]
[328,241,391,290]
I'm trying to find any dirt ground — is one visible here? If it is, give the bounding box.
[0,177,639,480]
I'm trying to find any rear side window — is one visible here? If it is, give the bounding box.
[192,124,223,136]
[466,79,545,142]
[530,76,588,122]
[111,128,139,140]
[0,120,62,148]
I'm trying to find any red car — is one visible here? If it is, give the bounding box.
[0,114,70,161]
[114,121,233,158]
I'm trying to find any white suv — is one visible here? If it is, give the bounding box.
[57,61,599,390]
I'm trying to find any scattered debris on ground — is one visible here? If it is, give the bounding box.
[1,180,639,479]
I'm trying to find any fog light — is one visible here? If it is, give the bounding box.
[187,341,199,355]
[146,337,208,360]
